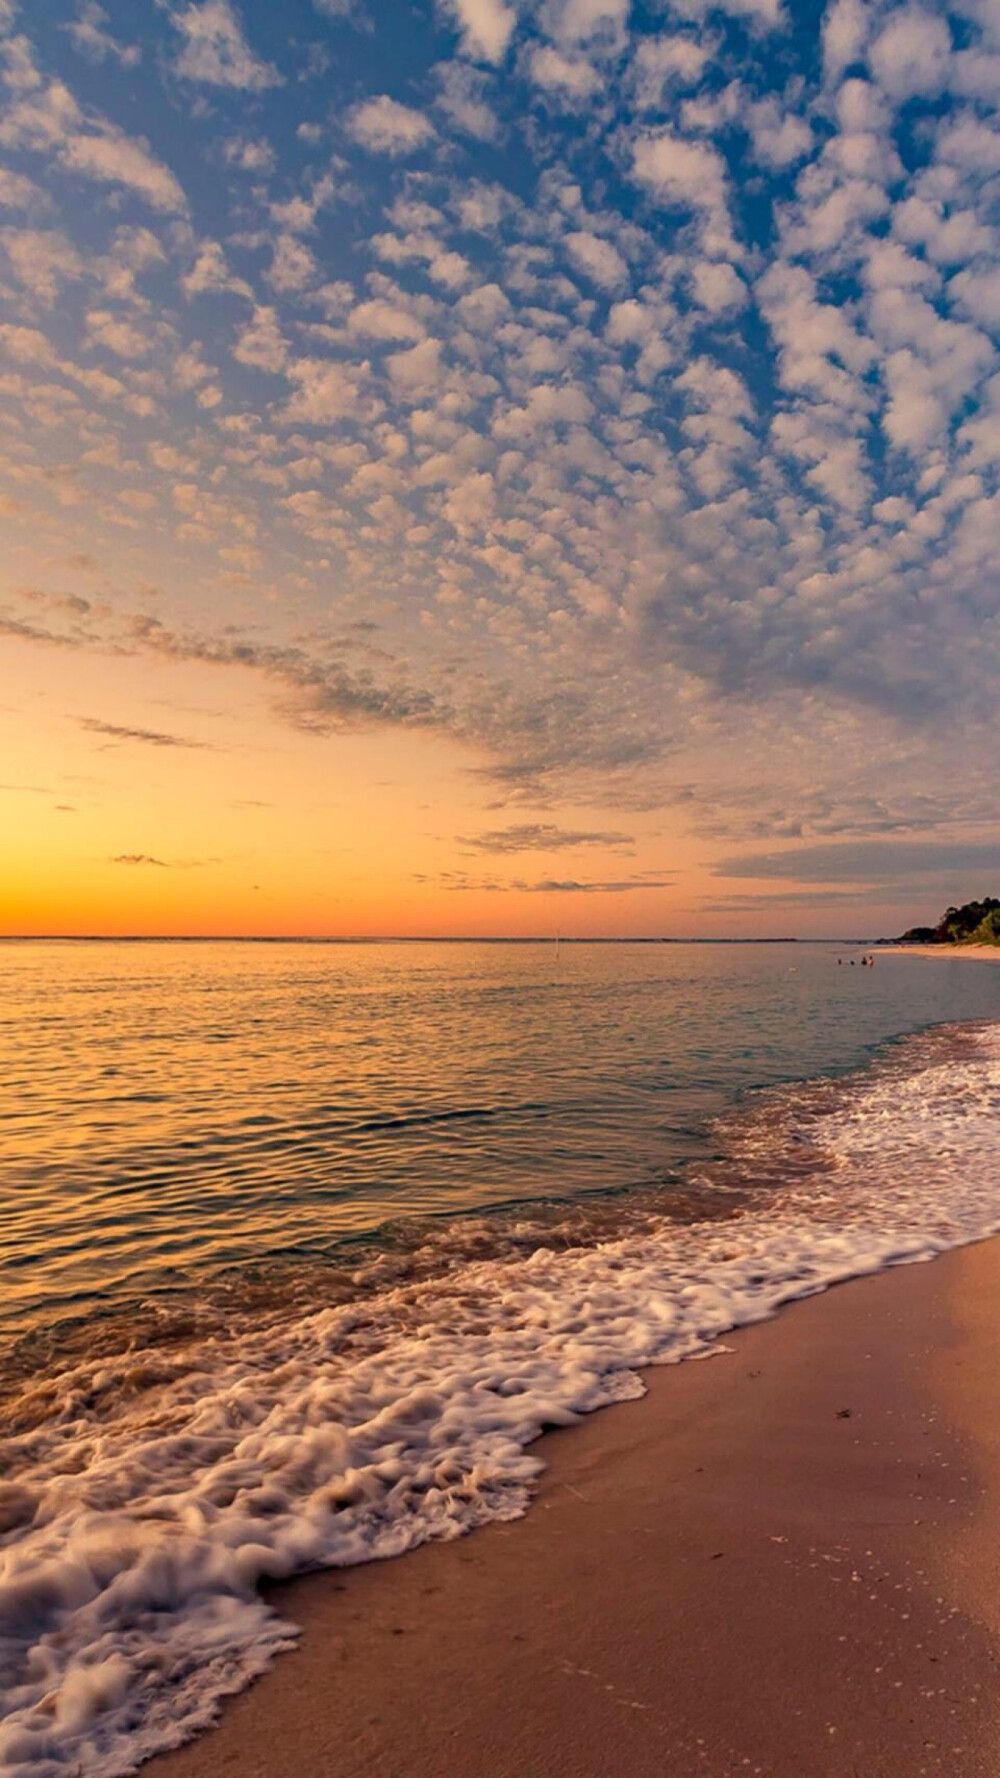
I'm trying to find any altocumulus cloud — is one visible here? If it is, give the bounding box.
[1,0,1000,853]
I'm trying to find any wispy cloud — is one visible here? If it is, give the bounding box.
[519,878,671,894]
[65,1,140,67]
[111,853,218,868]
[458,823,635,854]
[701,890,899,912]
[79,717,213,749]
[715,842,1000,886]
[428,869,672,893]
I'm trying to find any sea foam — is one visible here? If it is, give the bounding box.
[2,1022,1000,1777]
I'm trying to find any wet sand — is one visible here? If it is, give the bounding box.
[150,1238,1000,1778]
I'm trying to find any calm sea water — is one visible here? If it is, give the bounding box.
[3,939,999,1348]
[5,940,1000,1777]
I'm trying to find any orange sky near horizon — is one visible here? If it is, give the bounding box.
[0,628,950,942]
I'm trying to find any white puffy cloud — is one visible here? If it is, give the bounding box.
[348,297,427,342]
[540,0,629,46]
[747,96,812,168]
[630,34,707,109]
[949,266,1000,328]
[894,195,995,266]
[267,234,318,293]
[347,96,436,154]
[631,131,734,253]
[527,44,601,96]
[0,322,61,369]
[232,305,288,372]
[951,42,1000,100]
[758,261,875,412]
[690,259,746,312]
[61,127,186,212]
[0,168,47,209]
[881,351,952,451]
[936,113,1000,172]
[86,308,152,358]
[283,358,370,422]
[455,282,511,330]
[564,229,629,290]
[605,295,659,344]
[868,9,952,101]
[173,344,214,390]
[386,337,444,397]
[182,239,251,299]
[0,49,185,212]
[438,0,517,61]
[171,0,280,89]
[822,0,870,82]
[223,136,275,173]
[370,226,472,287]
[677,357,754,421]
[433,60,501,140]
[443,468,497,532]
[1,226,81,303]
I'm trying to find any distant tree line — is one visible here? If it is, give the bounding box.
[899,897,1000,946]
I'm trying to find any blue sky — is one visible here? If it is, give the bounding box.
[1,0,998,931]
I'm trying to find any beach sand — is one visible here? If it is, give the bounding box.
[149,1238,1000,1778]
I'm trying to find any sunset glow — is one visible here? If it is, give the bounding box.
[3,0,999,937]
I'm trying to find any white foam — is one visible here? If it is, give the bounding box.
[3,1023,1000,1777]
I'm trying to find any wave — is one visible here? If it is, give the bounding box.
[2,1022,999,1776]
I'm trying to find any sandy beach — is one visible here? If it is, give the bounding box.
[148,1237,1000,1778]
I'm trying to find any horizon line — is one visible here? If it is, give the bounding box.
[0,934,883,945]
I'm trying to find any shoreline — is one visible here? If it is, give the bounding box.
[149,1240,1000,1778]
[884,944,1000,963]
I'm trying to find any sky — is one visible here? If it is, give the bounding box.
[1,0,998,938]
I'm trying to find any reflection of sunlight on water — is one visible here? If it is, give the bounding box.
[2,938,999,1364]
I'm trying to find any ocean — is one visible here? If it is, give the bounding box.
[2,940,999,1776]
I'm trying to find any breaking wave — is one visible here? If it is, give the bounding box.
[2,1021,1000,1777]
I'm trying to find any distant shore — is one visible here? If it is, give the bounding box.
[150,1240,1000,1778]
[884,943,1000,963]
